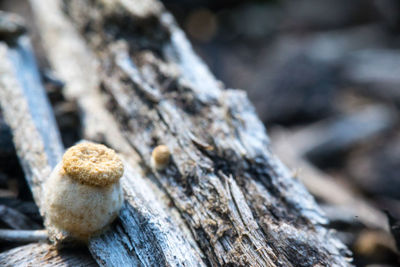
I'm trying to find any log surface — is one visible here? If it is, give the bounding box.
[0,243,96,267]
[58,0,349,266]
[29,0,206,265]
[0,0,352,266]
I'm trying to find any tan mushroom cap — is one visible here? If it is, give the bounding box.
[62,142,124,187]
[152,145,170,168]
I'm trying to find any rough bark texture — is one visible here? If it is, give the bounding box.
[29,0,206,265]
[0,37,96,266]
[0,243,96,267]
[60,0,349,265]
[0,14,205,267]
[0,0,352,266]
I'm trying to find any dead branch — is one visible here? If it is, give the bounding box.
[0,229,47,243]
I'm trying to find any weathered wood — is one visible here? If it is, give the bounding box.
[89,164,205,266]
[0,204,41,230]
[0,33,205,265]
[0,38,94,262]
[0,198,41,223]
[0,29,206,267]
[0,38,64,208]
[0,34,205,265]
[0,229,47,243]
[29,0,207,265]
[37,0,350,265]
[0,243,96,267]
[1,0,353,266]
[100,55,350,265]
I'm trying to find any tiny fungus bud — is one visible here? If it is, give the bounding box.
[151,145,170,170]
[43,142,124,242]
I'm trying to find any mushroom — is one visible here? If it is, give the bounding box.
[151,145,171,170]
[43,142,124,242]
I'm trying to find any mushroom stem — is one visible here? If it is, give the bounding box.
[43,142,124,243]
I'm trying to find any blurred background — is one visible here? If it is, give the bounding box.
[1,0,400,266]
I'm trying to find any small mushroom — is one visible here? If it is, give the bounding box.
[151,145,170,170]
[43,142,124,243]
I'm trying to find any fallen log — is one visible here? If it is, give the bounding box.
[0,0,352,265]
[0,34,204,266]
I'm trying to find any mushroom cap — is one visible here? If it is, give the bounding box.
[151,145,170,168]
[62,142,124,187]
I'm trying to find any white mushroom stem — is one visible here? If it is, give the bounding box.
[43,142,124,243]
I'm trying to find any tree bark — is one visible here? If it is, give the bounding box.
[0,0,351,266]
